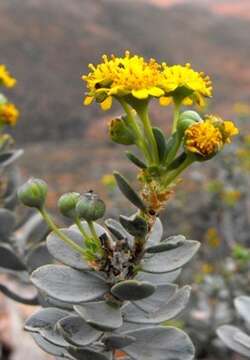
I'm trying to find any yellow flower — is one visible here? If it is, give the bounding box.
[101,174,116,189]
[185,119,223,157]
[222,189,241,206]
[0,103,20,126]
[185,115,239,158]
[205,228,221,248]
[201,262,214,274]
[160,63,212,107]
[222,121,239,143]
[0,65,16,88]
[205,115,239,143]
[82,51,164,110]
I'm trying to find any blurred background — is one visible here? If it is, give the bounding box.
[0,0,250,359]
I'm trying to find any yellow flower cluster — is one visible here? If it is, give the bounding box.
[0,65,16,88]
[0,103,19,126]
[82,51,212,110]
[185,116,238,158]
[160,63,212,107]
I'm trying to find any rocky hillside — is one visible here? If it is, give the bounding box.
[1,0,250,143]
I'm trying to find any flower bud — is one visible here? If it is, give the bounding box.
[76,191,106,221]
[18,178,48,209]
[108,116,135,145]
[58,192,80,219]
[178,110,202,135]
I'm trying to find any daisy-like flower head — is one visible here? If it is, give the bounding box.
[82,54,121,110]
[184,115,239,159]
[160,63,212,107]
[184,119,223,158]
[82,51,164,111]
[0,65,16,88]
[0,103,20,126]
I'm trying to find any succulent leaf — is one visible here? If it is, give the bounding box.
[142,240,200,273]
[57,315,101,347]
[217,325,250,357]
[0,208,15,239]
[234,296,250,324]
[146,235,185,254]
[135,269,182,285]
[25,243,53,272]
[113,172,147,212]
[152,127,167,162]
[122,326,195,360]
[119,214,148,238]
[124,286,191,324]
[132,284,177,313]
[31,265,109,303]
[31,333,71,358]
[126,151,147,169]
[74,301,123,331]
[111,280,156,301]
[0,149,23,168]
[25,308,70,347]
[146,218,163,248]
[0,243,26,271]
[47,229,89,270]
[103,334,136,349]
[68,348,111,360]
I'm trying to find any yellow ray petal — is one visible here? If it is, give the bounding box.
[132,89,149,99]
[148,87,165,97]
[100,96,112,111]
[83,96,94,106]
[159,96,172,106]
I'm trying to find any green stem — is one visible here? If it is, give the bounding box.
[75,217,91,243]
[172,102,181,134]
[164,155,194,187]
[119,99,152,163]
[138,107,159,165]
[87,221,101,246]
[40,208,86,256]
[165,133,182,167]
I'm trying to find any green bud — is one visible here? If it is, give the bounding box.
[76,191,106,222]
[179,110,202,123]
[178,110,202,135]
[108,116,135,145]
[18,178,48,209]
[58,192,80,219]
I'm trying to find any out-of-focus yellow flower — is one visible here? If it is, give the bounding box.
[160,63,212,107]
[201,262,214,274]
[82,51,164,110]
[206,227,221,248]
[185,120,223,157]
[0,103,19,126]
[222,189,241,206]
[101,174,116,190]
[0,65,16,88]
